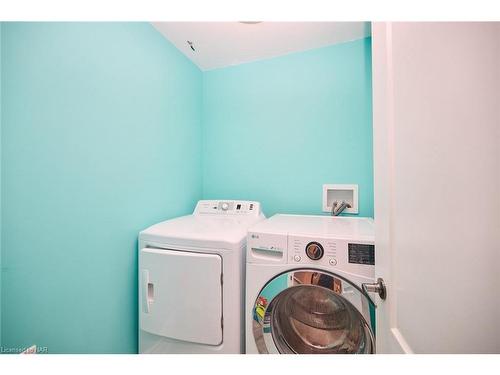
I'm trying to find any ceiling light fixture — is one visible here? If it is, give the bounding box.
[239,21,262,25]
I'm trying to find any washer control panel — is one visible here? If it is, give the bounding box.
[287,235,374,279]
[290,236,338,268]
[194,200,261,216]
[246,216,375,281]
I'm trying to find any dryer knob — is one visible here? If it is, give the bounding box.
[221,202,229,211]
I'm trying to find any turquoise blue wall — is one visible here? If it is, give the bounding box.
[0,23,202,353]
[202,38,373,217]
[0,23,2,347]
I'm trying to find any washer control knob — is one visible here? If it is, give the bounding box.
[305,242,324,260]
[221,202,229,211]
[293,255,301,262]
[329,258,337,266]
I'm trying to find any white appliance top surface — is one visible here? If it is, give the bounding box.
[140,200,264,248]
[248,214,374,240]
[141,214,261,245]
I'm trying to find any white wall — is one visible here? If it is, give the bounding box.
[373,22,500,353]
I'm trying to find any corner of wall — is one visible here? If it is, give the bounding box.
[200,71,206,199]
[0,20,3,348]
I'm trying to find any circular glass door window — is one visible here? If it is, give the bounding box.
[266,284,374,354]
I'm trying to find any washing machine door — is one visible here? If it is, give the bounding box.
[252,269,375,354]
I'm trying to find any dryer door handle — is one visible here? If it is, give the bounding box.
[141,270,154,313]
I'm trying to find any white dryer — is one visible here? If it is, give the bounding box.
[139,200,264,354]
[246,214,376,354]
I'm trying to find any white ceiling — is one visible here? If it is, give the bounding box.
[152,22,371,71]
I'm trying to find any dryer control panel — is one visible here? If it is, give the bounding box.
[194,200,262,217]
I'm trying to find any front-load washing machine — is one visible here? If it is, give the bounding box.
[246,214,376,354]
[139,200,264,354]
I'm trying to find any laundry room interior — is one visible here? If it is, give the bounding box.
[0,15,499,360]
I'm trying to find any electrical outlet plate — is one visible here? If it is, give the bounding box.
[322,184,358,214]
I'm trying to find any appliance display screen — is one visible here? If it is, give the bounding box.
[348,243,375,265]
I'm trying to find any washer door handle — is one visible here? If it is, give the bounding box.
[362,278,387,300]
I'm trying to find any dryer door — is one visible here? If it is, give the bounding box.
[252,269,375,354]
[140,247,223,346]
